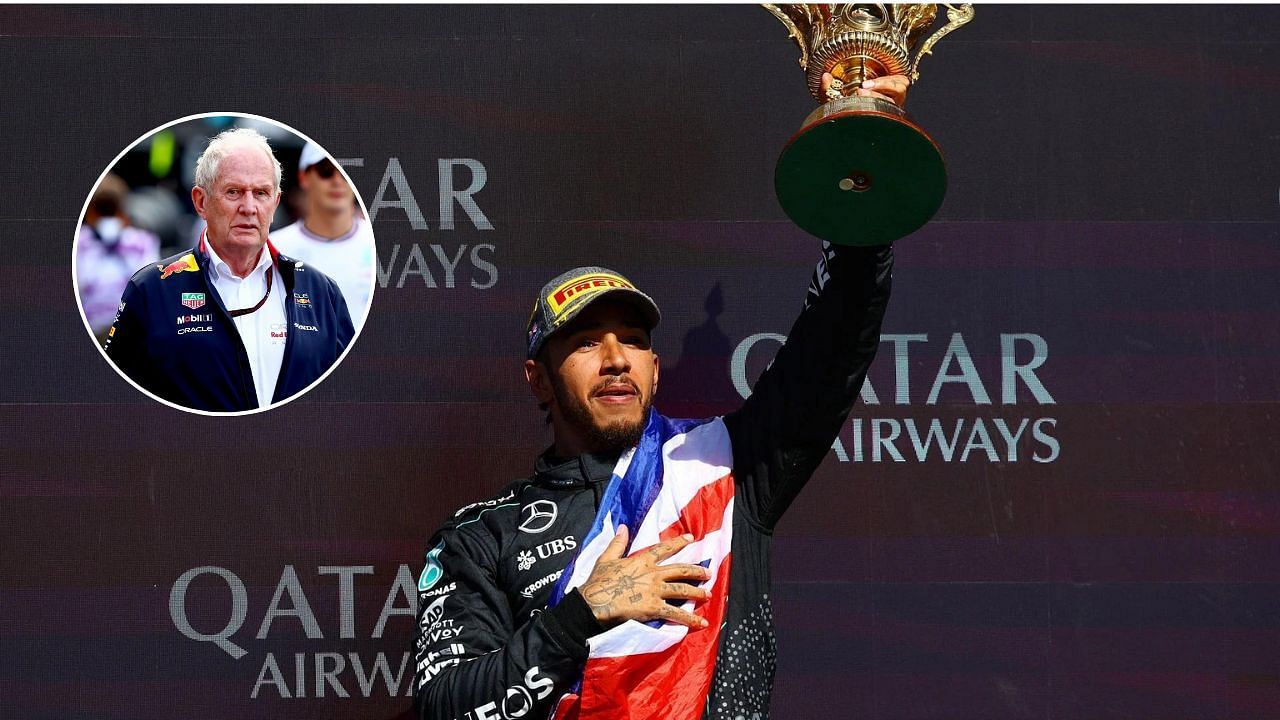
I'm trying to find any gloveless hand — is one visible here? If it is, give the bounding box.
[579,525,711,629]
[823,71,911,107]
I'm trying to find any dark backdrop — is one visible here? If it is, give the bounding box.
[3,5,1279,719]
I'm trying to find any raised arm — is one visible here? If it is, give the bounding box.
[724,242,893,529]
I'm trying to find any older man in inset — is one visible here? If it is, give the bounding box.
[105,128,354,412]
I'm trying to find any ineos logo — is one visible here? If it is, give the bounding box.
[518,500,557,534]
[461,666,555,719]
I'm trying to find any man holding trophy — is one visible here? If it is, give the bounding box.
[413,5,969,719]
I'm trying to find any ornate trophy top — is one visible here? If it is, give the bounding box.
[764,3,974,102]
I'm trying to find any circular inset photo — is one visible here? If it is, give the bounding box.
[73,112,376,415]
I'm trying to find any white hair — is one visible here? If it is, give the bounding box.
[193,128,283,194]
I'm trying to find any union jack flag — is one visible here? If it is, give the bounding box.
[548,410,735,720]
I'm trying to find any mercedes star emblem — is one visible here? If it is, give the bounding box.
[518,500,558,534]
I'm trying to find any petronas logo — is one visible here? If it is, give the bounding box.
[418,541,444,591]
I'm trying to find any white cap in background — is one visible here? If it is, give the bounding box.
[298,141,329,172]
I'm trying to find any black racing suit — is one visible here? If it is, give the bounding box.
[413,244,893,720]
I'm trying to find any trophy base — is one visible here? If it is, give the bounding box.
[775,95,946,246]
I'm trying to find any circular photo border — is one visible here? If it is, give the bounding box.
[72,111,376,417]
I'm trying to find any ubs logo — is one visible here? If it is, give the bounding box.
[515,536,577,572]
[535,535,576,560]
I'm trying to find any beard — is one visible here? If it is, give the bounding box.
[551,374,652,453]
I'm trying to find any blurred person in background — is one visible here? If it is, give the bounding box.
[104,128,354,413]
[76,173,161,342]
[270,141,375,331]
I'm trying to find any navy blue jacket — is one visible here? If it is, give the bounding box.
[105,236,355,412]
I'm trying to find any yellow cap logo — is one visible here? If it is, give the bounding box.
[547,273,635,318]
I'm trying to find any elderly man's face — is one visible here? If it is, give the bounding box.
[194,147,279,254]
[300,160,355,216]
[527,298,659,454]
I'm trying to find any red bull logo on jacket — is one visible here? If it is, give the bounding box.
[160,254,199,279]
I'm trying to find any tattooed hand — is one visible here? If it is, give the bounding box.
[578,526,711,630]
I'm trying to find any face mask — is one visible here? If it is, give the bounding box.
[95,217,124,245]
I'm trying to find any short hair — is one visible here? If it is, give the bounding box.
[90,173,129,218]
[193,128,283,195]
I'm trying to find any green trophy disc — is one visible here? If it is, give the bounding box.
[775,96,946,246]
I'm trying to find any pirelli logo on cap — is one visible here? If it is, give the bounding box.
[547,273,634,317]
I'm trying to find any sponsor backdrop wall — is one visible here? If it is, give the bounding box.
[3,5,1278,719]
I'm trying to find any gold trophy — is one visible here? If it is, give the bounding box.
[765,3,974,245]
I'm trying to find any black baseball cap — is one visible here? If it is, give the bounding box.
[525,266,661,359]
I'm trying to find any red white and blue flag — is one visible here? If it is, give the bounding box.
[547,410,735,720]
